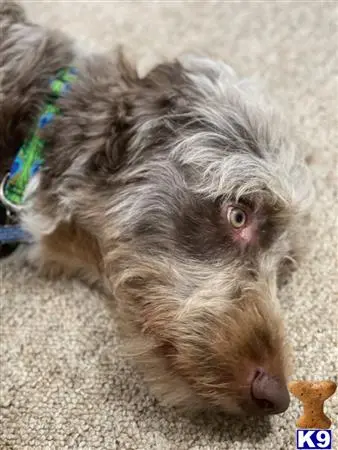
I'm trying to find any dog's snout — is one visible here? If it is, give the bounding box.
[250,368,290,414]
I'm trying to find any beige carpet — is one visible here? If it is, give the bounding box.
[1,1,337,449]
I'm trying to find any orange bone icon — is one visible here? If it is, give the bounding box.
[288,380,337,429]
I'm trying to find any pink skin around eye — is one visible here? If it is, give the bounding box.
[235,221,257,244]
[225,205,258,245]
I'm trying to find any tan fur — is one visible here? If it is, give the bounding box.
[35,222,103,283]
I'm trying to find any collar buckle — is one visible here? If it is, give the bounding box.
[0,173,24,214]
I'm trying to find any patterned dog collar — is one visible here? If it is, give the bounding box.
[0,67,78,253]
[1,67,78,210]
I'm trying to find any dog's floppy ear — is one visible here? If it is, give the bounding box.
[138,54,238,98]
[83,58,179,173]
[139,59,189,90]
[84,54,224,179]
[86,56,194,174]
[83,94,134,177]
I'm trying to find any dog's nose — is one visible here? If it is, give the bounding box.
[251,368,290,414]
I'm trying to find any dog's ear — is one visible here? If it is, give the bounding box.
[85,55,236,179]
[85,56,193,177]
[138,54,239,99]
[91,55,239,177]
[139,59,189,90]
[77,53,139,177]
[134,58,193,115]
[84,95,134,177]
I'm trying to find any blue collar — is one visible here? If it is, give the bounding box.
[0,68,78,257]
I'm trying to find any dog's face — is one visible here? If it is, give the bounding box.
[1,4,311,417]
[74,55,311,415]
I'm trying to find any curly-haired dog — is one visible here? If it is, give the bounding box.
[0,1,312,416]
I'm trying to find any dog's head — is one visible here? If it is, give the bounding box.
[58,54,312,415]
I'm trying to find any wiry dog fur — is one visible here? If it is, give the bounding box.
[0,1,312,415]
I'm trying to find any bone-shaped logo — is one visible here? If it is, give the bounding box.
[289,380,337,429]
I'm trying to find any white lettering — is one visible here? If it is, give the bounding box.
[298,430,315,448]
[316,431,330,448]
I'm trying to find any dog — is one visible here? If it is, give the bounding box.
[0,1,312,416]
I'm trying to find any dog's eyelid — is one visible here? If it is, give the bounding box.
[214,195,247,208]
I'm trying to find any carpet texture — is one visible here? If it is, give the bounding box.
[1,1,337,449]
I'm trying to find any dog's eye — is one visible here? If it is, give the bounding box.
[227,206,247,228]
